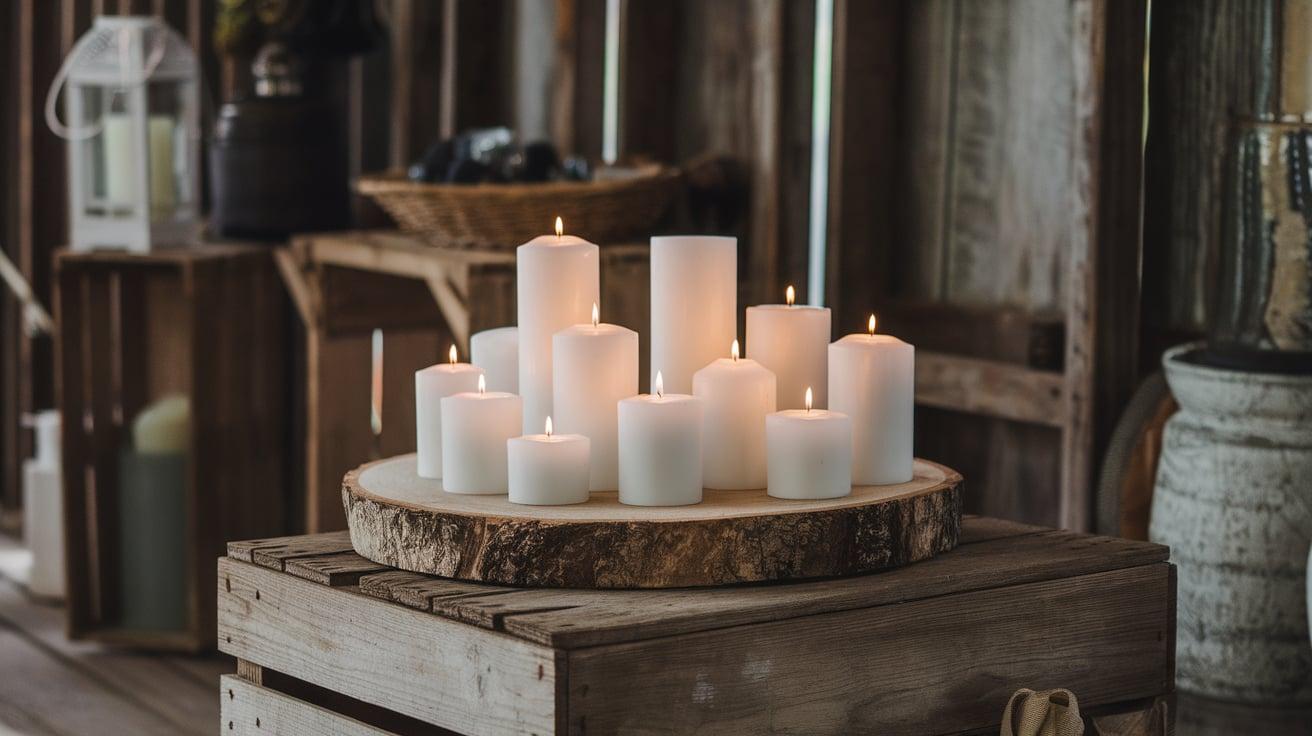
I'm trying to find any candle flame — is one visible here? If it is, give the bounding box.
[785,285,796,307]
[478,374,486,394]
[868,313,877,336]
[805,386,813,412]
[545,416,553,437]
[655,370,664,398]
[592,302,599,328]
[555,216,563,239]
[448,344,458,364]
[731,339,740,361]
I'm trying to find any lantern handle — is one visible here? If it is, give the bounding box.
[44,22,169,141]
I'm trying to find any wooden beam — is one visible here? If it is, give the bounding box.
[915,352,1065,428]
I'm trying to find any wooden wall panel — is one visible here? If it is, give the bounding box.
[1140,0,1276,366]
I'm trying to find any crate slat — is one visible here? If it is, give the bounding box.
[218,559,559,734]
[284,552,390,587]
[227,531,353,568]
[358,570,512,611]
[221,676,398,736]
[564,565,1174,735]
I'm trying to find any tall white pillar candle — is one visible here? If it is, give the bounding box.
[692,339,776,489]
[746,286,832,410]
[415,345,483,478]
[517,219,600,433]
[649,235,737,393]
[471,326,519,393]
[553,304,638,490]
[766,388,852,500]
[618,373,704,506]
[829,315,915,485]
[441,376,523,494]
[508,417,591,505]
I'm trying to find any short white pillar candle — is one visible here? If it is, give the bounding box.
[829,314,915,485]
[649,235,737,393]
[517,218,600,434]
[471,326,519,393]
[692,339,776,489]
[415,345,483,478]
[746,286,832,410]
[440,375,523,494]
[553,304,639,490]
[766,388,852,500]
[618,372,704,506]
[508,417,591,505]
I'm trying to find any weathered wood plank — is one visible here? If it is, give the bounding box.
[358,570,513,611]
[0,613,179,735]
[0,576,219,732]
[473,528,1166,649]
[227,531,353,568]
[284,552,390,587]
[916,351,1065,426]
[221,675,395,736]
[217,558,558,734]
[565,564,1173,735]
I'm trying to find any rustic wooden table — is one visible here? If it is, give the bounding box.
[217,516,1176,734]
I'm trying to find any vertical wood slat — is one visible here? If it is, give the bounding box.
[825,0,900,329]
[1139,0,1276,366]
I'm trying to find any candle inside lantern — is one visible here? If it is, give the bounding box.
[829,314,915,485]
[471,326,519,393]
[692,339,776,489]
[553,302,639,490]
[440,374,522,494]
[508,416,592,505]
[517,218,600,433]
[766,387,852,500]
[649,235,737,393]
[414,345,483,478]
[746,285,832,410]
[618,371,704,506]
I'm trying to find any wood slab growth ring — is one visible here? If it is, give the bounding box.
[343,454,963,589]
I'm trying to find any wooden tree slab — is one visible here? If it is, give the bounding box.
[342,454,962,589]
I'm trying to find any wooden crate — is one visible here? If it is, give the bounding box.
[55,245,290,652]
[276,231,650,533]
[218,516,1176,735]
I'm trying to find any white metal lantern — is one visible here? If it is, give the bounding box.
[49,16,200,253]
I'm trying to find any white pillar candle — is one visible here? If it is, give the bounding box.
[415,345,483,478]
[649,235,737,393]
[618,372,704,506]
[553,304,639,490]
[508,417,591,505]
[517,218,600,433]
[746,286,832,409]
[766,388,852,500]
[440,375,523,494]
[471,326,519,393]
[829,315,915,485]
[692,339,776,489]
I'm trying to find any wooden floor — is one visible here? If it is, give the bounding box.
[0,533,228,735]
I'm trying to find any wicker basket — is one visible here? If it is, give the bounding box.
[356,165,681,249]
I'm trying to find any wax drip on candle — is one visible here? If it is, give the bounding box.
[478,374,486,394]
[731,339,740,362]
[868,313,877,336]
[592,302,599,328]
[655,370,664,398]
[545,415,553,437]
[555,216,564,241]
[785,285,796,307]
[449,344,458,364]
[805,386,813,412]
